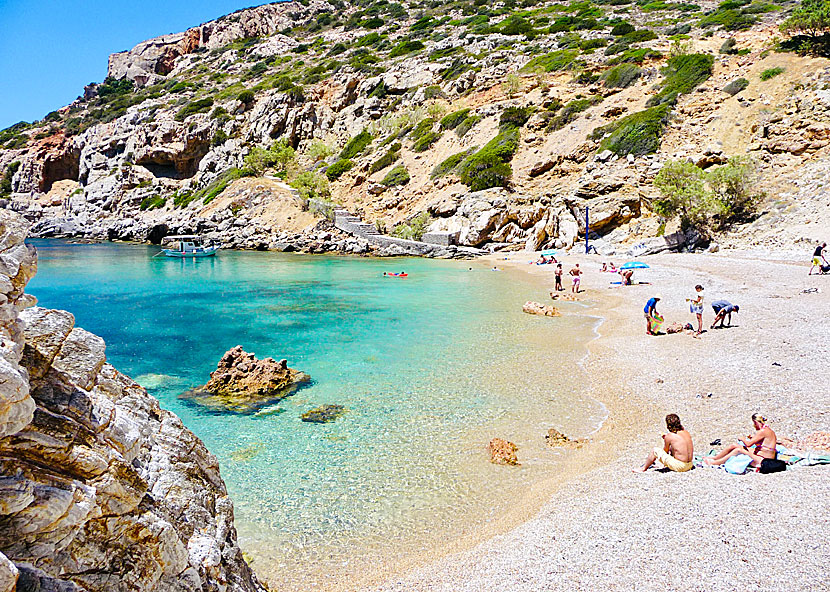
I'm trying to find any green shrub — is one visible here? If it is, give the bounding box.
[521,49,579,72]
[196,168,254,204]
[391,211,431,240]
[390,39,425,57]
[238,89,255,104]
[305,139,335,162]
[611,21,635,35]
[424,85,444,99]
[608,47,662,64]
[699,6,756,30]
[580,38,608,50]
[97,76,134,97]
[370,143,402,172]
[781,0,830,55]
[381,164,411,186]
[760,66,785,80]
[326,159,354,180]
[591,104,671,156]
[431,149,475,179]
[211,130,229,147]
[456,114,483,138]
[291,171,331,201]
[409,118,436,141]
[720,38,738,53]
[499,106,535,128]
[244,138,296,174]
[623,29,658,42]
[175,98,214,121]
[501,14,535,35]
[139,195,166,211]
[173,190,197,208]
[413,131,441,152]
[545,96,602,131]
[457,125,520,191]
[601,63,642,88]
[440,108,472,130]
[723,77,749,95]
[0,161,21,196]
[339,129,373,160]
[358,32,383,46]
[648,53,714,106]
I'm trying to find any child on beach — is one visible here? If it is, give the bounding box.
[633,414,694,473]
[687,285,704,335]
[554,263,563,291]
[569,264,582,293]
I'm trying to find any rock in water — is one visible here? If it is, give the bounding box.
[0,210,264,592]
[301,404,347,423]
[522,301,561,317]
[545,428,587,449]
[184,346,309,413]
[487,438,520,465]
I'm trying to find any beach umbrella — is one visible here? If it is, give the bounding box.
[541,249,558,256]
[621,261,650,270]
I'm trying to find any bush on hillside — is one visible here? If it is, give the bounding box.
[545,96,602,131]
[175,98,214,121]
[722,77,749,95]
[521,49,579,73]
[760,66,785,80]
[591,104,672,156]
[431,149,476,179]
[611,21,635,35]
[391,211,431,240]
[139,195,166,211]
[0,161,21,197]
[412,131,441,152]
[647,53,714,106]
[339,129,373,159]
[381,164,411,186]
[440,108,472,130]
[370,143,401,173]
[719,37,739,53]
[457,125,520,191]
[326,159,354,181]
[601,63,642,88]
[390,39,425,57]
[291,171,331,202]
[196,168,255,204]
[244,138,296,174]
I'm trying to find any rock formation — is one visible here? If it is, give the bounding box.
[184,345,309,413]
[300,404,347,423]
[487,438,519,466]
[0,210,264,592]
[544,428,587,450]
[522,301,561,317]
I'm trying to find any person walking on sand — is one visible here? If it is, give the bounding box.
[711,300,739,329]
[644,293,662,335]
[687,284,704,335]
[554,263,564,292]
[704,414,777,468]
[633,414,694,473]
[810,242,828,275]
[569,264,582,293]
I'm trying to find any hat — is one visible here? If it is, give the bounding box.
[655,293,663,300]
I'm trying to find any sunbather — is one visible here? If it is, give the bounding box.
[704,414,777,468]
[633,414,694,473]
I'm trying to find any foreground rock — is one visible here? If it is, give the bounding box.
[184,345,309,413]
[487,438,519,466]
[522,301,561,317]
[0,210,264,592]
[545,428,587,450]
[300,404,347,423]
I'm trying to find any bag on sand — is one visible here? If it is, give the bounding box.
[759,458,787,474]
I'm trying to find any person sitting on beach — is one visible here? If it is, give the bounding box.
[704,414,777,468]
[810,242,827,275]
[608,262,618,273]
[620,269,634,285]
[644,293,662,335]
[710,300,739,329]
[569,264,582,293]
[633,413,694,473]
[601,262,608,272]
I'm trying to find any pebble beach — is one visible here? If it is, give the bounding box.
[371,251,830,592]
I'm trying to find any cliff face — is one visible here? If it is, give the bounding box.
[0,210,263,592]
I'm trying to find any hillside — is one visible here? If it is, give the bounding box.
[0,0,828,256]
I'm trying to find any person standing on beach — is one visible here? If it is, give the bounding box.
[711,300,739,329]
[644,294,662,335]
[633,414,694,473]
[810,242,827,275]
[554,263,564,291]
[569,264,582,293]
[687,285,704,335]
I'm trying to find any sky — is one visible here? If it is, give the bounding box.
[0,0,273,129]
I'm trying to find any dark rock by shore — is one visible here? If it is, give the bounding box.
[300,404,347,423]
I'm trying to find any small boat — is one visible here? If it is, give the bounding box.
[158,235,220,258]
[383,272,408,277]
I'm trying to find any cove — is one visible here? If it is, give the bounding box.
[26,239,606,591]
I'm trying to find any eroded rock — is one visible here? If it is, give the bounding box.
[522,301,561,317]
[300,404,347,423]
[487,438,519,466]
[544,428,587,449]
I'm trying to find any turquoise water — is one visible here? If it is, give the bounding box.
[27,240,605,590]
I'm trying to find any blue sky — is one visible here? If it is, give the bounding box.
[0,1,273,129]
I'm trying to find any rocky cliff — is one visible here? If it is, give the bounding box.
[0,209,263,592]
[1,0,828,257]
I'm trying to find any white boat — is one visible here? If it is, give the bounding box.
[158,235,220,258]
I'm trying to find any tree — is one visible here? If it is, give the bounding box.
[782,0,830,39]
[707,156,762,223]
[653,160,713,233]
[244,138,296,175]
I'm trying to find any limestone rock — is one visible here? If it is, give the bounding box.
[487,438,519,466]
[544,428,587,449]
[185,345,309,413]
[522,301,561,317]
[300,404,347,423]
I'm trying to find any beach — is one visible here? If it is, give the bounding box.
[371,251,830,592]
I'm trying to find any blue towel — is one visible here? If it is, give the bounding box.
[724,454,753,474]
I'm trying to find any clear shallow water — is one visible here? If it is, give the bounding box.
[27,240,606,590]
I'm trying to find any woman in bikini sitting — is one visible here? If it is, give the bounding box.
[704,414,777,467]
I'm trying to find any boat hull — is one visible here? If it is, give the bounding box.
[161,247,219,258]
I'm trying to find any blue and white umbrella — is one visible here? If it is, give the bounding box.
[620,261,650,270]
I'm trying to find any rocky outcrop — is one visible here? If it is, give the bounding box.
[300,404,347,423]
[487,438,519,466]
[184,346,309,413]
[544,428,587,450]
[0,210,264,592]
[522,301,561,317]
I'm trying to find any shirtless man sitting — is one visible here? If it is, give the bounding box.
[633,414,694,473]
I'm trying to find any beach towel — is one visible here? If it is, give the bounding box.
[724,454,754,474]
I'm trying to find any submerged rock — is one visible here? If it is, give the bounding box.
[487,438,519,466]
[545,428,587,450]
[522,301,561,317]
[300,404,347,423]
[184,346,309,413]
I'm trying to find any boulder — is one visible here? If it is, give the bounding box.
[522,301,561,317]
[300,404,347,423]
[487,438,519,466]
[183,346,309,413]
[544,428,587,449]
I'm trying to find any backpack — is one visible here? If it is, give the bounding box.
[759,458,786,474]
